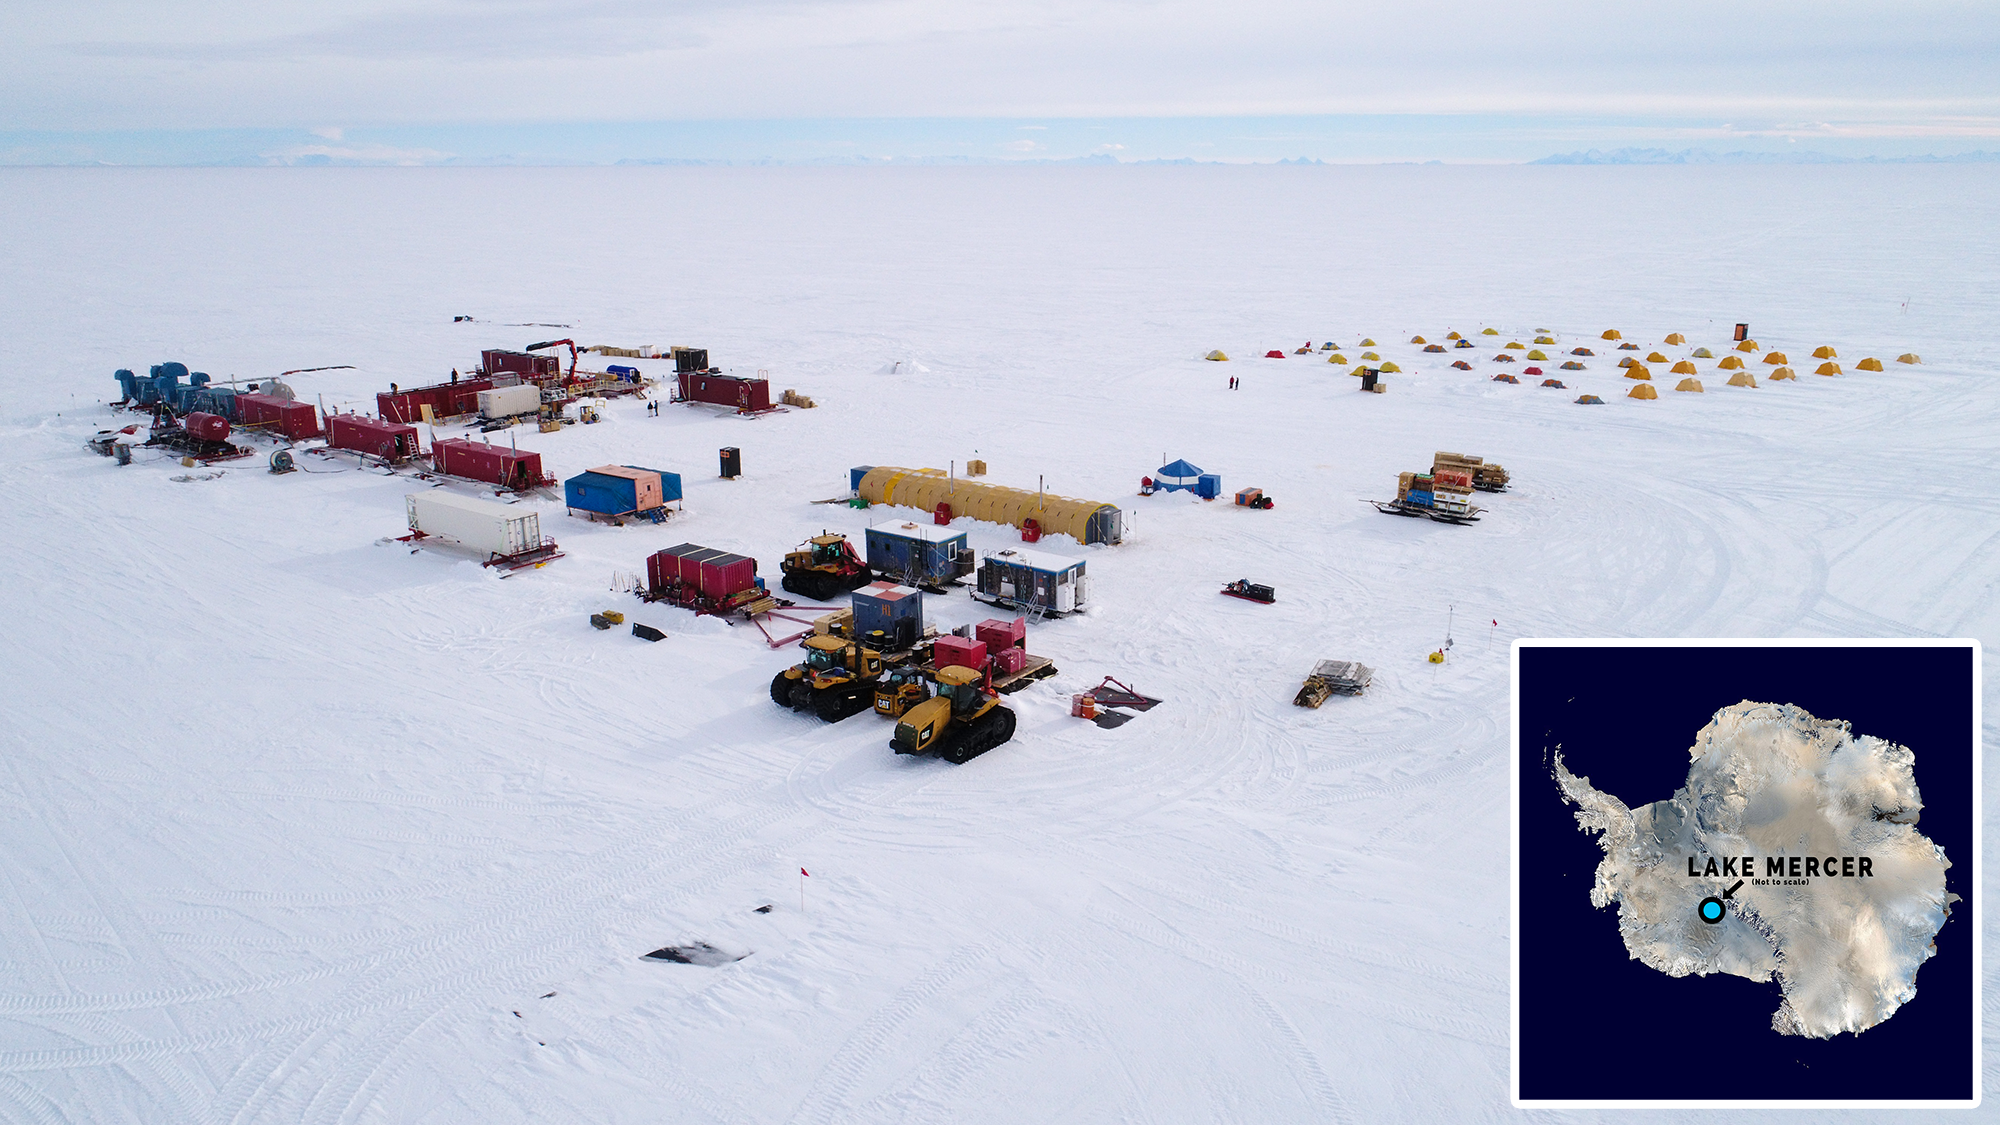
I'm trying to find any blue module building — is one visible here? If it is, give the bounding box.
[851,580,924,650]
[864,519,972,587]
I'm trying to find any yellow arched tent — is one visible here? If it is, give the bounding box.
[1717,356,1745,370]
[1410,335,1427,345]
[857,466,1122,546]
[1763,351,1789,365]
[1691,346,1714,358]
[1857,357,1884,371]
[1816,361,1841,375]
[1675,378,1703,392]
[1671,360,1698,375]
[1646,351,1668,363]
[1327,353,1347,364]
[1625,364,1652,380]
[1534,335,1556,345]
[1359,338,1376,347]
[1735,339,1760,352]
[1727,372,1757,388]
[1446,331,1463,340]
[1480,328,1499,335]
[1601,329,1623,340]
[1205,350,1229,361]
[1897,353,1922,364]
[1770,367,1796,380]
[1628,383,1657,399]
[1505,341,1526,349]
[1379,361,1402,373]
[1812,345,1837,359]
[1526,349,1549,361]
[1361,351,1381,361]
[1664,333,1686,345]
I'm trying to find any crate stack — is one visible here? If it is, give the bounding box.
[1434,450,1507,492]
[1427,461,1475,518]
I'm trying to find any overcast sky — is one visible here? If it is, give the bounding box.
[5,1,1999,161]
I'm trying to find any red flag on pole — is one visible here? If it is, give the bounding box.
[801,868,810,877]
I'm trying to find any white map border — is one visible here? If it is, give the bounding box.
[1509,637,1983,1110]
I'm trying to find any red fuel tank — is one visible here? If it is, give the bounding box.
[184,412,231,442]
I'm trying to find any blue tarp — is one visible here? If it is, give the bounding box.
[1154,459,1204,491]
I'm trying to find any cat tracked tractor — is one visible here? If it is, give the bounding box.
[771,634,884,722]
[780,532,872,602]
[892,666,1017,764]
[873,665,933,719]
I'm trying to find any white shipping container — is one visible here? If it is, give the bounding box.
[476,384,543,419]
[406,491,543,557]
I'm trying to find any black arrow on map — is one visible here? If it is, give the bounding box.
[1722,880,1744,899]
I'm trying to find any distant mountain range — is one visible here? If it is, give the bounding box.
[1532,147,2000,165]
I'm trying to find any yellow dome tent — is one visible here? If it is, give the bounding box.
[1717,356,1745,370]
[1534,335,1557,345]
[1628,383,1657,399]
[1410,336,1427,345]
[1379,361,1402,373]
[1735,339,1760,352]
[1646,351,1668,363]
[1601,329,1623,340]
[1691,346,1715,358]
[1671,359,1698,375]
[1812,345,1838,359]
[1205,350,1229,361]
[1664,333,1687,345]
[1505,341,1525,349]
[1361,351,1381,361]
[1626,364,1652,380]
[1359,338,1376,347]
[1897,353,1922,364]
[1327,353,1347,364]
[1769,367,1797,380]
[1815,361,1841,375]
[1481,328,1500,335]
[1616,356,1635,368]
[1526,349,1549,361]
[857,466,1123,546]
[1675,378,1704,392]
[1763,351,1789,365]
[1446,331,1463,340]
[1349,365,1371,376]
[1857,357,1884,371]
[1727,372,1757,388]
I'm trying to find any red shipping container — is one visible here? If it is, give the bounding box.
[327,414,421,461]
[482,350,560,380]
[976,617,1026,652]
[992,647,1029,675]
[237,392,322,440]
[432,437,546,489]
[647,543,757,601]
[677,371,771,412]
[934,635,987,671]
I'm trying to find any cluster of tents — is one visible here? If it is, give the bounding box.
[1201,329,1923,405]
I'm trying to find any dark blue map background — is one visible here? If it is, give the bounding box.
[1516,644,1975,1102]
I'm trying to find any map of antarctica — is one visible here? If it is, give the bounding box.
[1554,700,1957,1038]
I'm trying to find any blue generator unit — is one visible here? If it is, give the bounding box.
[851,581,924,650]
[1195,473,1222,500]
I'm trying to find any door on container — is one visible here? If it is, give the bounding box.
[1056,577,1076,614]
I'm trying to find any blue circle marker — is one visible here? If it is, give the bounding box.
[1698,896,1726,924]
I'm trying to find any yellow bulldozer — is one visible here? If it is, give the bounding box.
[892,665,1017,763]
[771,634,884,722]
[873,664,932,719]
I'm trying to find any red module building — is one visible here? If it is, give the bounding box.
[677,371,771,413]
[431,437,552,490]
[235,392,322,440]
[378,378,493,424]
[482,350,561,381]
[647,543,759,605]
[326,414,421,462]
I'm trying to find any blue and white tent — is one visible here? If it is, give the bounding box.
[1154,459,1204,491]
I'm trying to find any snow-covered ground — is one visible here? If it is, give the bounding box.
[0,165,1994,1122]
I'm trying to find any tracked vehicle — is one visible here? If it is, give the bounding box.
[892,666,1016,764]
[771,634,885,722]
